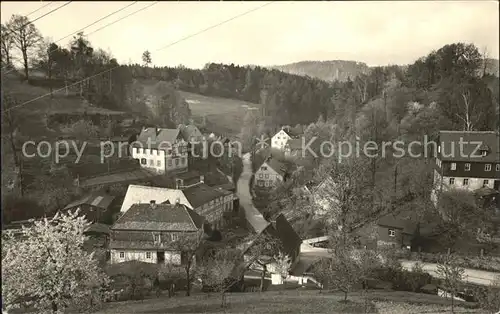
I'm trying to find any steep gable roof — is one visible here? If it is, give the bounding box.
[133,127,182,149]
[178,124,202,141]
[112,203,204,231]
[438,131,500,163]
[63,193,115,211]
[120,185,187,213]
[260,158,287,177]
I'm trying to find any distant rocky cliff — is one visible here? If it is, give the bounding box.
[271,60,371,82]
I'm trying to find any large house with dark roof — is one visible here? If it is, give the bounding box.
[432,131,500,204]
[110,201,205,264]
[131,127,189,174]
[120,182,235,229]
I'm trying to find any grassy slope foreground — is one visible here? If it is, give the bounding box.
[94,290,481,314]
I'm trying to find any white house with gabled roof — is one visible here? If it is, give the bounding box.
[271,126,301,151]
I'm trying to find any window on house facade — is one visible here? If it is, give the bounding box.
[154,234,160,242]
[261,167,267,170]
[481,150,487,156]
[141,158,147,165]
[483,180,489,187]
[258,173,263,178]
[175,159,179,166]
[485,164,492,171]
[171,233,178,241]
[450,163,456,170]
[146,252,151,259]
[265,174,269,179]
[465,163,471,171]
[119,252,124,258]
[168,159,172,167]
[149,159,154,166]
[449,178,455,185]
[497,164,500,171]
[157,160,161,167]
[388,229,396,237]
[463,178,469,186]
[265,181,270,187]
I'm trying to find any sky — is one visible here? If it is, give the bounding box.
[1,1,499,69]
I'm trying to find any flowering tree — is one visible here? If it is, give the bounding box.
[2,210,110,313]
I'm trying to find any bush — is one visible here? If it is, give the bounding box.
[372,266,433,293]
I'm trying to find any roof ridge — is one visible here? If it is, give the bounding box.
[128,184,170,191]
[184,206,201,229]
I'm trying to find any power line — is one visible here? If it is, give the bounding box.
[86,1,158,37]
[24,2,54,18]
[56,1,139,45]
[4,1,275,113]
[6,2,72,36]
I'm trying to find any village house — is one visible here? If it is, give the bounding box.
[62,192,117,224]
[271,126,301,151]
[119,180,235,229]
[239,214,302,283]
[374,214,417,249]
[131,127,189,174]
[178,124,204,144]
[254,157,290,188]
[432,131,500,205]
[109,201,205,264]
[284,138,303,158]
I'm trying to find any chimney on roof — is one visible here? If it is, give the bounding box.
[175,198,180,205]
[150,200,156,209]
[200,175,204,183]
[175,178,183,189]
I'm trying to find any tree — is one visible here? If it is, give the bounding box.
[436,253,465,313]
[437,189,491,250]
[200,249,242,308]
[142,50,152,67]
[2,210,110,313]
[170,231,204,296]
[37,38,59,97]
[8,14,42,79]
[1,23,15,67]
[317,248,361,301]
[244,233,284,292]
[1,93,24,196]
[475,275,500,314]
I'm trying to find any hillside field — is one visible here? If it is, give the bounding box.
[178,90,260,139]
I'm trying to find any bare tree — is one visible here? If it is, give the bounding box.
[1,23,15,67]
[8,14,42,80]
[200,249,242,308]
[1,93,24,196]
[436,253,465,313]
[457,89,479,131]
[36,38,58,97]
[481,46,490,77]
[170,231,204,296]
[244,233,283,292]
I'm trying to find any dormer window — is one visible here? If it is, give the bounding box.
[485,164,492,171]
[450,163,456,170]
[481,150,487,156]
[464,163,471,171]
